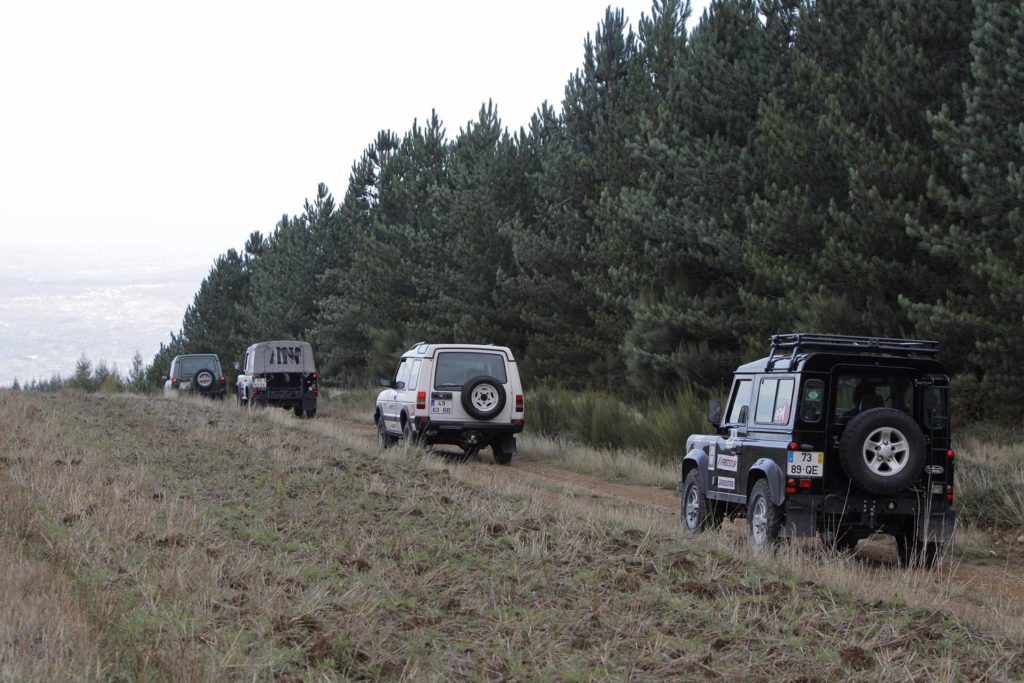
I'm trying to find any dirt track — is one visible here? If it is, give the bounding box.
[334,415,1024,608]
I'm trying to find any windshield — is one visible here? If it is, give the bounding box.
[434,352,507,389]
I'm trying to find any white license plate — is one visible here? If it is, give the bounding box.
[787,450,824,477]
[180,381,191,391]
[430,399,452,415]
[253,378,267,389]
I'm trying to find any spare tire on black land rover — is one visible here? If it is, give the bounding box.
[838,408,926,495]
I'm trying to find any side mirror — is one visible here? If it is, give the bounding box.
[161,374,168,381]
[708,399,722,427]
[379,378,393,388]
[393,381,406,391]
[233,362,241,371]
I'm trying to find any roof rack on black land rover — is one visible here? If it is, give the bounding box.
[767,333,939,369]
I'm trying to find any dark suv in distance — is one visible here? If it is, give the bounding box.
[680,334,954,568]
[163,354,226,399]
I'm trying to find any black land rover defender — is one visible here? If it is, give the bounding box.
[680,334,954,568]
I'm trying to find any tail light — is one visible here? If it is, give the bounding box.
[219,375,225,383]
[798,479,812,489]
[515,394,524,412]
[946,484,953,503]
[946,449,955,460]
[312,373,317,381]
[416,391,426,410]
[171,378,178,386]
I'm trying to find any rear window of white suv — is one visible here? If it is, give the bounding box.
[434,352,507,388]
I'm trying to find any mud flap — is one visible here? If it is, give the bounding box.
[918,509,956,542]
[782,500,817,538]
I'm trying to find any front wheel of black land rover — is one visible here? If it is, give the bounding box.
[681,469,723,535]
[747,479,783,549]
[377,420,395,449]
[839,408,926,495]
[895,534,940,569]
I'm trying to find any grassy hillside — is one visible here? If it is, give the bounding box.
[2,390,1022,681]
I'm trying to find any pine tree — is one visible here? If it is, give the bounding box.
[907,0,1024,415]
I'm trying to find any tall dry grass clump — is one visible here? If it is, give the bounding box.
[952,423,1024,529]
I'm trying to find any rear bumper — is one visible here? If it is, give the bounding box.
[784,492,956,541]
[415,417,524,444]
[252,388,316,405]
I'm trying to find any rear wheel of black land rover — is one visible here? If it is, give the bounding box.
[895,534,940,569]
[293,405,303,417]
[681,469,723,535]
[747,479,783,549]
[839,408,926,495]
[460,376,506,420]
[821,528,858,553]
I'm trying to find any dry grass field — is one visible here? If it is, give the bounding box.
[2,389,1023,681]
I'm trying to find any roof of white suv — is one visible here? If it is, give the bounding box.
[404,343,516,359]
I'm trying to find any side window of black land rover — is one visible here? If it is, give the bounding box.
[727,379,753,424]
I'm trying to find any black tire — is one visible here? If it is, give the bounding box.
[305,408,317,418]
[821,528,859,553]
[403,420,420,448]
[493,446,513,465]
[747,479,783,549]
[493,435,515,465]
[839,408,926,495]
[377,419,396,449]
[681,469,723,535]
[895,534,940,569]
[237,390,246,407]
[193,369,215,393]
[293,405,303,418]
[460,376,506,420]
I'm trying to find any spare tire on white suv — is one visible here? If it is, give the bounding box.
[374,343,525,464]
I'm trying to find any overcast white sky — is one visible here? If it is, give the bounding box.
[0,0,709,385]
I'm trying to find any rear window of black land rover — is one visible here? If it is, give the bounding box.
[434,352,507,389]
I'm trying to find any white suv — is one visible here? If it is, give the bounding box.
[375,343,525,464]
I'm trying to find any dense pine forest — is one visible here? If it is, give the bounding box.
[149,0,1023,418]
